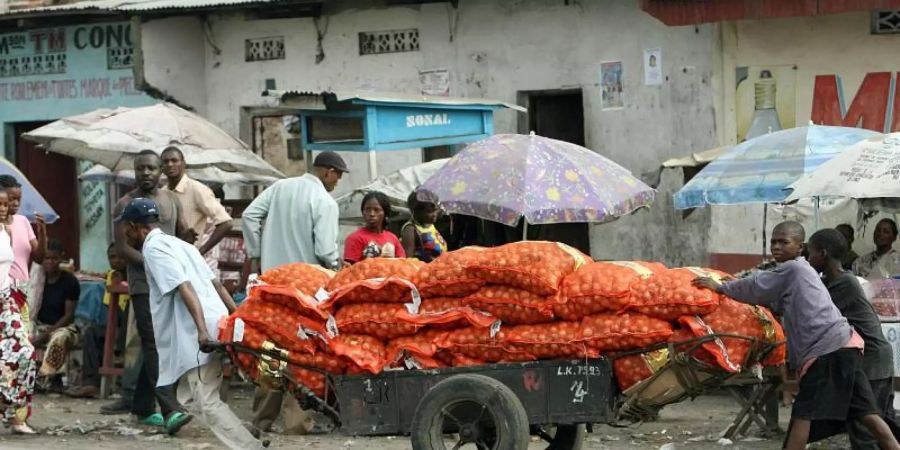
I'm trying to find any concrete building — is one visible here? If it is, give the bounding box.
[4,0,900,270]
[136,0,722,266]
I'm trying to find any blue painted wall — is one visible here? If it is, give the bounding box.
[0,21,154,271]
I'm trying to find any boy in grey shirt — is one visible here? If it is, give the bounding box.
[694,222,899,450]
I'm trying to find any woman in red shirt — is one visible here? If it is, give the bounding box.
[343,192,406,264]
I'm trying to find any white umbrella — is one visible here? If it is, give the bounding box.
[785,133,900,211]
[78,164,280,187]
[336,158,448,224]
[23,102,285,179]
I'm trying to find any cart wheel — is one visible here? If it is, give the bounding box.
[411,374,529,450]
[543,424,585,450]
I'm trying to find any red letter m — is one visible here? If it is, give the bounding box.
[811,72,893,132]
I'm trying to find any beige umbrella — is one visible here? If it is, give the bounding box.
[23,102,285,179]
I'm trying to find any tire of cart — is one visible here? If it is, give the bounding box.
[541,424,585,450]
[410,374,530,450]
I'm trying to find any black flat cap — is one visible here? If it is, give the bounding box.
[313,151,350,173]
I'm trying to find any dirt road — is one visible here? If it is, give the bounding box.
[0,387,851,449]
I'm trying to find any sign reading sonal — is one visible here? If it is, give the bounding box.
[406,113,452,127]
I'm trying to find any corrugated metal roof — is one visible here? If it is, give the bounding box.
[0,0,303,17]
[263,89,527,112]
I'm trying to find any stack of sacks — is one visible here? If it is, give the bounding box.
[216,243,787,398]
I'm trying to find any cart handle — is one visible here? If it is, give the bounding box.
[207,341,342,426]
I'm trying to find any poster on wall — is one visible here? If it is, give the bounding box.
[643,48,662,86]
[419,68,451,97]
[735,65,797,143]
[600,61,624,110]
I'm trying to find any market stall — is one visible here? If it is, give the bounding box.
[262,89,525,180]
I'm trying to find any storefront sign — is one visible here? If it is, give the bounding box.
[0,22,142,105]
[302,104,496,152]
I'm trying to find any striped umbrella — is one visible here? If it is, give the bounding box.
[673,125,880,209]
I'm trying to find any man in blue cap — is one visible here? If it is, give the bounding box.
[118,197,264,449]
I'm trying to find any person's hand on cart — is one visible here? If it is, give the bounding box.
[692,276,724,293]
[198,332,219,354]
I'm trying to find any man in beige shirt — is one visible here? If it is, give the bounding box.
[161,146,233,256]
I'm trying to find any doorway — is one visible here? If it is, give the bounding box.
[518,89,585,146]
[14,122,80,265]
[513,89,590,254]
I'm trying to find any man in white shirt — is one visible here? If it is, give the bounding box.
[118,198,264,449]
[241,151,348,434]
[242,151,347,274]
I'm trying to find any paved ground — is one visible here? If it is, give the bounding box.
[0,386,856,449]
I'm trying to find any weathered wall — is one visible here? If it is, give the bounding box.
[143,0,721,265]
[710,12,900,263]
[140,16,207,115]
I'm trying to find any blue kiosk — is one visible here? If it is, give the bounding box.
[262,89,524,179]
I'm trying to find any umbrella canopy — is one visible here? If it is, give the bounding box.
[0,158,59,224]
[419,134,655,226]
[78,164,280,187]
[336,159,448,223]
[23,102,285,179]
[662,146,730,168]
[673,125,880,209]
[785,133,900,209]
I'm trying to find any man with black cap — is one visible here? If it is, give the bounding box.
[241,150,348,433]
[117,197,264,450]
[242,150,348,274]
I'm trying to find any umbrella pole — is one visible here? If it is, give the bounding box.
[762,203,768,263]
[814,196,821,231]
[523,221,528,241]
[368,151,378,180]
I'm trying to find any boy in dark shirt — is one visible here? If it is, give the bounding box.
[807,228,898,449]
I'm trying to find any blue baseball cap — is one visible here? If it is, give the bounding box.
[114,198,160,224]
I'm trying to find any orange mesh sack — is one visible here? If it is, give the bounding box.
[260,262,334,296]
[419,297,475,329]
[668,327,718,367]
[504,322,599,359]
[557,261,666,320]
[335,301,496,340]
[414,247,487,297]
[679,297,785,372]
[327,334,387,374]
[451,354,488,367]
[386,329,448,368]
[463,285,560,325]
[248,284,332,322]
[327,258,425,291]
[580,313,674,352]
[464,241,590,295]
[322,277,421,309]
[232,301,330,355]
[630,267,726,320]
[334,303,421,340]
[613,349,670,391]
[436,327,536,363]
[400,300,497,329]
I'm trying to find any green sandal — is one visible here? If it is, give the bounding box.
[137,412,165,427]
[165,412,193,436]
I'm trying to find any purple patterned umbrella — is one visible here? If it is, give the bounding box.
[419,134,655,226]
